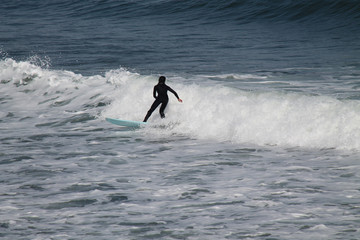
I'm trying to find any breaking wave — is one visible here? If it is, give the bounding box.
[2,58,360,150]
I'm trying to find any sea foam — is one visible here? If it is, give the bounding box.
[102,67,360,150]
[2,58,360,150]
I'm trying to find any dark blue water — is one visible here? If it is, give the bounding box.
[1,1,360,239]
[1,0,360,75]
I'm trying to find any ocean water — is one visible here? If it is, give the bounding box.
[1,0,360,239]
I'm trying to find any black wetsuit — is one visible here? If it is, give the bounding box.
[143,83,180,122]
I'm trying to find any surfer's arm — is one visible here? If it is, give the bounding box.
[153,86,157,99]
[167,86,182,102]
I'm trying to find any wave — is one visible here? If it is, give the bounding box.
[3,0,359,26]
[2,58,360,151]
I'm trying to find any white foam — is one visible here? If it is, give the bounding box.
[104,72,360,150]
[162,82,360,150]
[2,58,360,150]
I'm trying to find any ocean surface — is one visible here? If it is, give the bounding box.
[1,0,360,239]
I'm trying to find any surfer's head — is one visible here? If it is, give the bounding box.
[158,76,166,84]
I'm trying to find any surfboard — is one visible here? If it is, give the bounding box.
[105,117,147,128]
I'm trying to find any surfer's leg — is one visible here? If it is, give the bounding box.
[159,99,168,119]
[143,99,161,122]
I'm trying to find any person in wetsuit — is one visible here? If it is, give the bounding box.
[143,76,182,122]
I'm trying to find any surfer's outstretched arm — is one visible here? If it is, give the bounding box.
[167,86,183,102]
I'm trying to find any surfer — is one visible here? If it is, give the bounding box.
[143,76,182,122]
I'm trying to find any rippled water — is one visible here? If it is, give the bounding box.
[1,0,360,239]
